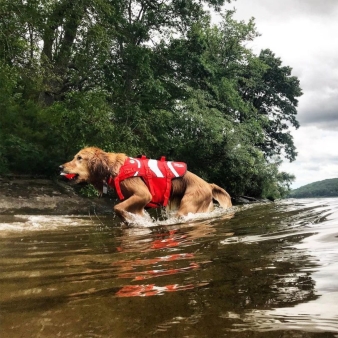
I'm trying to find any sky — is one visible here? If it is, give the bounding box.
[222,0,338,188]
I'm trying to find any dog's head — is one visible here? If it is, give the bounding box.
[59,147,111,184]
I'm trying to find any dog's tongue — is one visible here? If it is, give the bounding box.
[63,173,76,180]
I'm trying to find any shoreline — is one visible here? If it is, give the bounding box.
[0,176,268,216]
[0,176,115,215]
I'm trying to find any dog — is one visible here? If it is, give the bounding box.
[59,147,232,222]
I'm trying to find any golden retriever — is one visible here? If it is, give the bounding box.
[59,147,232,222]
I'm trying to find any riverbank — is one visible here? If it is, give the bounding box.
[0,176,264,216]
[0,176,114,215]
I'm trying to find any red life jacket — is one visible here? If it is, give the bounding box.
[107,156,187,208]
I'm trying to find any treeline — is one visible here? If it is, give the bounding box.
[0,0,302,200]
[289,178,338,198]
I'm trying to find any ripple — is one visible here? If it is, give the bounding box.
[2,198,338,336]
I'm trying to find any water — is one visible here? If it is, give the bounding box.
[1,198,338,337]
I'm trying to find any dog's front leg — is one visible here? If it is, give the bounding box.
[113,193,152,222]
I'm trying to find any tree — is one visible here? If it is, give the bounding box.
[0,1,300,199]
[152,13,300,197]
[239,49,302,161]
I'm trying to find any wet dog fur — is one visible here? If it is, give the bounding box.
[60,147,232,222]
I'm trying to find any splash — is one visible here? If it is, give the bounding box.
[123,205,236,228]
[0,215,92,233]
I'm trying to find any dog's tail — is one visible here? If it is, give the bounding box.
[210,183,232,209]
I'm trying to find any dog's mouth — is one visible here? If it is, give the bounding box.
[60,172,79,181]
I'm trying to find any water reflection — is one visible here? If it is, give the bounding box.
[0,199,338,337]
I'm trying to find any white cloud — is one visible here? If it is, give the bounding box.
[280,127,338,188]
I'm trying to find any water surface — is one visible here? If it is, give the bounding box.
[1,198,338,337]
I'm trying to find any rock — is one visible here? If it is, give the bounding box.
[0,177,115,215]
[232,195,272,205]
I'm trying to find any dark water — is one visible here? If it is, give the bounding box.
[1,199,338,338]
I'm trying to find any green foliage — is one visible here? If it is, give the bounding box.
[0,0,302,200]
[289,179,338,198]
[239,49,302,161]
[0,61,49,173]
[78,184,100,198]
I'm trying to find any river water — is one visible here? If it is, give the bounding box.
[1,198,338,337]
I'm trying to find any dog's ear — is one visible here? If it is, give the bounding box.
[88,152,109,179]
[105,153,123,177]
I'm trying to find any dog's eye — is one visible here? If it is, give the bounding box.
[77,155,82,161]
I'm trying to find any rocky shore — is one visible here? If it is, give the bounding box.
[0,176,115,215]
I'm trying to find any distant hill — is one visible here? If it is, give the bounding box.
[288,178,338,198]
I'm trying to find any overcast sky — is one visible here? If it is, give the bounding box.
[222,0,338,188]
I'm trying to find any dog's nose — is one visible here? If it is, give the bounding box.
[59,165,64,171]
